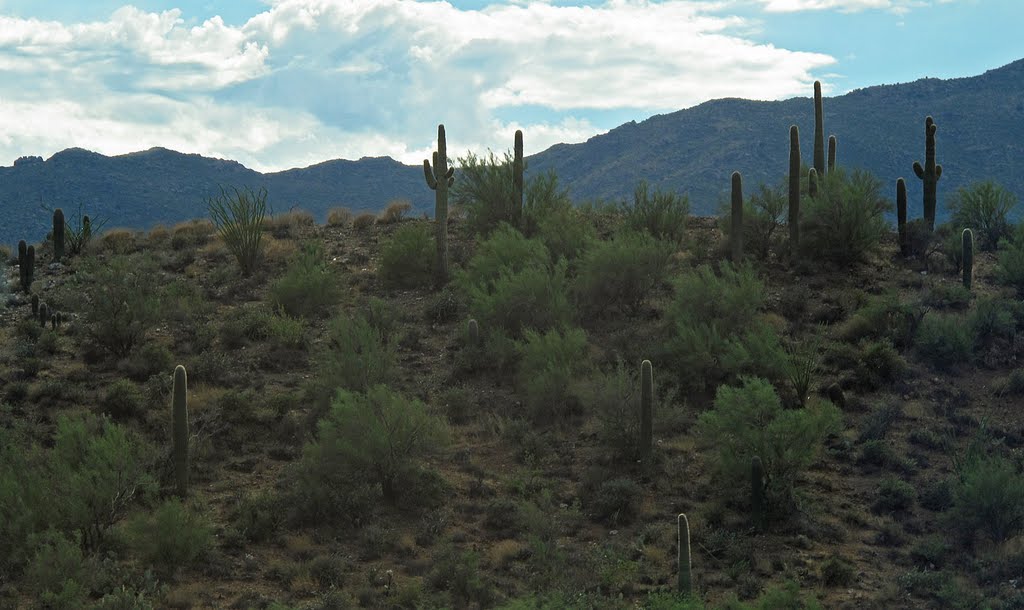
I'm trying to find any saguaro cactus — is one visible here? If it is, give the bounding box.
[82,215,91,244]
[467,318,479,347]
[513,129,524,230]
[423,124,455,287]
[813,81,826,176]
[677,513,692,595]
[913,116,943,232]
[808,168,819,199]
[173,365,190,497]
[827,135,837,174]
[789,126,801,256]
[53,208,65,261]
[962,228,974,290]
[752,456,765,530]
[31,294,38,316]
[38,302,48,328]
[896,178,908,257]
[730,171,743,262]
[640,359,653,462]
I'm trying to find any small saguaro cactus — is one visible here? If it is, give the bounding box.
[827,135,837,174]
[788,125,801,256]
[730,171,743,262]
[423,124,455,288]
[53,208,65,261]
[677,513,692,595]
[962,228,974,290]
[513,129,524,230]
[50,313,57,330]
[38,302,48,328]
[896,178,908,257]
[31,294,38,316]
[467,318,479,347]
[82,215,91,244]
[172,365,190,497]
[813,81,826,176]
[808,168,819,199]
[54,311,62,329]
[751,456,765,530]
[913,116,943,232]
[640,359,653,462]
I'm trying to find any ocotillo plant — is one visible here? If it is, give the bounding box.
[752,456,765,531]
[730,172,743,262]
[38,302,48,328]
[423,124,454,287]
[677,513,692,595]
[513,129,524,230]
[963,228,974,290]
[827,135,837,174]
[913,116,943,232]
[173,365,190,497]
[789,126,801,255]
[640,359,653,462]
[808,168,819,199]
[896,178,908,257]
[53,208,65,261]
[813,81,825,176]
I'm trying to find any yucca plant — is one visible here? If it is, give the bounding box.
[207,185,270,276]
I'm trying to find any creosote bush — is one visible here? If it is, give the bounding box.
[379,223,435,288]
[268,241,341,318]
[620,181,690,246]
[950,453,1024,545]
[516,326,590,423]
[573,229,673,317]
[124,499,213,579]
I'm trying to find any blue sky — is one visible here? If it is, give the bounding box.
[0,0,1018,171]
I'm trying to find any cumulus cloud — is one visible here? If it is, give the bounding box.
[756,0,930,13]
[0,0,837,170]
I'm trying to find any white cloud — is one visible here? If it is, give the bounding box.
[0,0,837,170]
[756,0,930,13]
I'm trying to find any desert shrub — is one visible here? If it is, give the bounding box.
[580,359,642,459]
[0,428,50,575]
[573,229,673,316]
[429,546,496,607]
[377,199,413,224]
[120,341,174,382]
[837,293,925,350]
[620,181,689,246]
[305,311,397,413]
[170,219,214,250]
[697,376,840,516]
[996,224,1024,292]
[207,185,268,276]
[456,223,550,293]
[269,241,341,318]
[264,208,315,239]
[516,327,590,423]
[305,385,450,503]
[103,379,144,421]
[68,253,166,358]
[858,402,902,443]
[326,207,353,227]
[923,282,971,310]
[521,170,574,237]
[820,556,855,587]
[996,369,1024,396]
[919,479,954,512]
[379,223,434,288]
[534,198,596,264]
[585,477,642,526]
[99,228,138,255]
[451,149,520,237]
[352,212,375,230]
[219,303,274,349]
[125,499,213,579]
[873,476,916,514]
[799,168,891,266]
[264,309,307,351]
[949,454,1024,545]
[466,259,574,342]
[24,530,97,608]
[947,180,1017,251]
[720,182,787,261]
[969,296,1021,348]
[915,312,972,370]
[665,262,786,391]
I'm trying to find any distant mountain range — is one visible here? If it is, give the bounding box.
[1,58,1022,248]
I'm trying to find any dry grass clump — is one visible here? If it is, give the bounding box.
[99,228,138,255]
[265,209,316,239]
[377,199,412,225]
[147,224,170,244]
[352,213,376,231]
[327,207,353,227]
[171,219,216,250]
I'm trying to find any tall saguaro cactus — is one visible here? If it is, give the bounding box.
[173,365,190,497]
[730,171,743,261]
[913,116,943,232]
[640,359,653,462]
[751,456,765,531]
[827,135,837,174]
[808,168,819,199]
[789,126,801,256]
[677,513,692,595]
[813,81,826,176]
[896,178,908,257]
[53,208,65,261]
[962,228,974,290]
[423,124,455,287]
[513,129,524,230]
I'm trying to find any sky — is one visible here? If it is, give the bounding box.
[0,0,1019,172]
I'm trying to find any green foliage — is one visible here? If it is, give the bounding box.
[534,199,596,264]
[585,477,641,526]
[466,258,574,342]
[620,181,690,246]
[379,223,435,288]
[515,327,590,422]
[306,311,397,413]
[947,180,1017,251]
[125,499,213,579]
[950,454,1024,545]
[24,530,95,608]
[969,295,1021,349]
[206,184,269,276]
[456,223,550,293]
[307,385,450,503]
[923,282,971,310]
[799,168,892,266]
[837,293,924,350]
[720,182,788,261]
[579,359,644,459]
[229,492,284,543]
[120,341,175,383]
[268,241,341,318]
[428,545,496,607]
[697,377,840,516]
[573,229,673,316]
[103,379,144,421]
[873,476,916,513]
[665,262,786,391]
[451,149,520,237]
[915,312,972,370]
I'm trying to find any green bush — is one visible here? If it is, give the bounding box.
[720,182,787,261]
[799,168,891,266]
[665,262,786,391]
[219,303,273,349]
[873,476,916,514]
[837,293,924,350]
[580,359,643,459]
[305,385,450,503]
[428,545,496,607]
[923,282,971,310]
[585,477,642,526]
[229,492,284,543]
[521,169,574,239]
[969,296,1021,349]
[103,379,144,421]
[379,223,435,288]
[620,181,690,246]
[466,258,574,342]
[535,202,596,265]
[125,499,213,579]
[947,180,1017,251]
[24,530,96,608]
[268,241,341,318]
[207,185,268,276]
[516,327,590,423]
[450,150,521,237]
[305,311,397,413]
[456,223,550,294]
[996,223,1024,292]
[573,229,673,316]
[120,341,174,382]
[915,312,972,370]
[949,454,1024,545]
[697,377,840,516]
